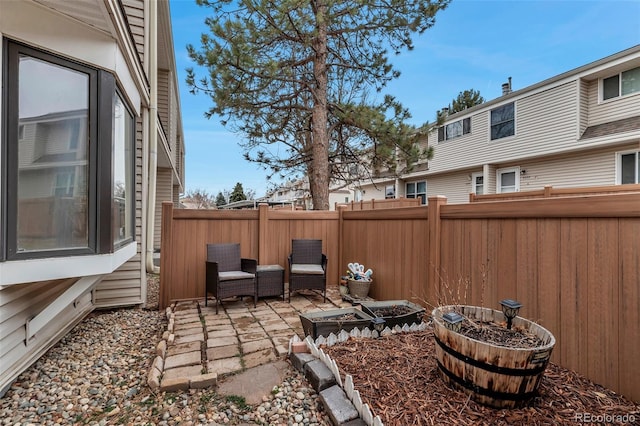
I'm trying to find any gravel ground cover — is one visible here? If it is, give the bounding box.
[0,274,329,426]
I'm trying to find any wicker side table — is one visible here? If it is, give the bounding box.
[257,264,285,300]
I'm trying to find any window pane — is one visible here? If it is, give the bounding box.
[474,175,484,195]
[621,153,637,184]
[490,103,515,140]
[446,121,463,139]
[406,182,415,196]
[500,171,516,192]
[603,75,619,100]
[621,67,640,96]
[416,181,426,193]
[17,55,89,251]
[463,117,471,134]
[113,94,134,245]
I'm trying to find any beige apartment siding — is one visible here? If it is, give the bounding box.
[122,0,145,67]
[514,146,632,191]
[169,73,178,156]
[428,82,579,173]
[423,173,473,204]
[587,78,640,126]
[158,69,170,137]
[155,168,173,250]
[95,118,144,308]
[0,278,94,394]
[579,79,589,137]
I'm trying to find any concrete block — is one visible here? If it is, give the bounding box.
[207,336,239,348]
[152,356,164,372]
[319,385,359,425]
[206,357,243,376]
[147,367,161,390]
[190,372,218,389]
[162,365,203,382]
[206,344,240,361]
[164,351,201,370]
[156,340,167,358]
[167,341,201,357]
[243,348,276,369]
[160,376,190,392]
[305,359,336,392]
[174,333,204,344]
[241,338,273,354]
[289,353,316,373]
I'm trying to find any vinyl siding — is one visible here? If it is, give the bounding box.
[422,173,472,204]
[155,168,173,250]
[0,278,94,394]
[158,69,170,140]
[122,0,146,68]
[579,79,589,137]
[94,117,145,308]
[587,78,640,126]
[429,81,580,174]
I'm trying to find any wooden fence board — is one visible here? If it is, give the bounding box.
[618,218,640,400]
[586,219,619,393]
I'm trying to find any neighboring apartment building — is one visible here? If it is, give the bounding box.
[359,45,640,204]
[267,178,354,210]
[0,0,185,395]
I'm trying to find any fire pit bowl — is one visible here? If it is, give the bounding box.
[432,304,556,409]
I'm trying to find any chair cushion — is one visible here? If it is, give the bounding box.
[290,264,325,275]
[219,271,255,281]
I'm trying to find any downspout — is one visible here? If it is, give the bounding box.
[145,0,160,274]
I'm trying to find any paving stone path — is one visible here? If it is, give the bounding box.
[148,288,351,393]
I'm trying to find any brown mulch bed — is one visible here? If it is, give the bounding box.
[323,329,639,425]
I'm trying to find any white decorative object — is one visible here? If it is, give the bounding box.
[344,375,355,399]
[362,403,374,424]
[361,327,372,338]
[338,329,350,342]
[326,333,338,347]
[350,327,362,338]
[373,416,384,426]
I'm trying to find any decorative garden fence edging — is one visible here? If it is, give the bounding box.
[288,321,429,425]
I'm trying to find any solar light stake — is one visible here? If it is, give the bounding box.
[500,299,522,330]
[442,312,464,333]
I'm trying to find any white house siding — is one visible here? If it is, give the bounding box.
[586,78,640,126]
[579,79,589,137]
[0,278,94,395]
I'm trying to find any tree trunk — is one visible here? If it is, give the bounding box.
[310,0,330,210]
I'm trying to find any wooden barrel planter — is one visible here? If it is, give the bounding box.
[431,305,556,409]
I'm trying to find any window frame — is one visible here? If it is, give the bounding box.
[617,150,640,185]
[438,117,471,142]
[496,167,520,193]
[601,66,640,102]
[2,39,135,261]
[406,180,427,204]
[471,172,484,195]
[490,102,515,141]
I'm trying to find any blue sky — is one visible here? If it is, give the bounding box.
[169,0,640,198]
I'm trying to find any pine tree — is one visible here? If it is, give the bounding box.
[186,0,450,209]
[229,182,247,203]
[450,89,485,114]
[215,191,226,207]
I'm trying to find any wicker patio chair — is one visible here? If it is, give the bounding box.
[288,239,327,302]
[205,243,257,314]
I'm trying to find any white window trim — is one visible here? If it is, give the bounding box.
[496,166,520,193]
[600,66,640,103]
[471,172,484,195]
[0,241,136,287]
[616,149,640,184]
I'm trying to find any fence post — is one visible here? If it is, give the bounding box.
[427,196,447,308]
[258,203,269,264]
[159,201,174,310]
[544,185,552,198]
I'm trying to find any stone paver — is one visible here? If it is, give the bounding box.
[154,287,346,393]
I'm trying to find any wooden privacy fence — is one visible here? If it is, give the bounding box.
[160,189,640,402]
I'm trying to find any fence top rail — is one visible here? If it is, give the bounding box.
[268,209,338,220]
[172,208,260,220]
[470,183,640,202]
[342,205,429,220]
[445,192,640,219]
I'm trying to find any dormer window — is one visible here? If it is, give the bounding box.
[602,66,640,101]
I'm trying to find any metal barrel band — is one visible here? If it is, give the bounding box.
[434,335,548,376]
[436,359,538,402]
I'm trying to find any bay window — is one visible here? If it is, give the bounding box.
[3,39,135,260]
